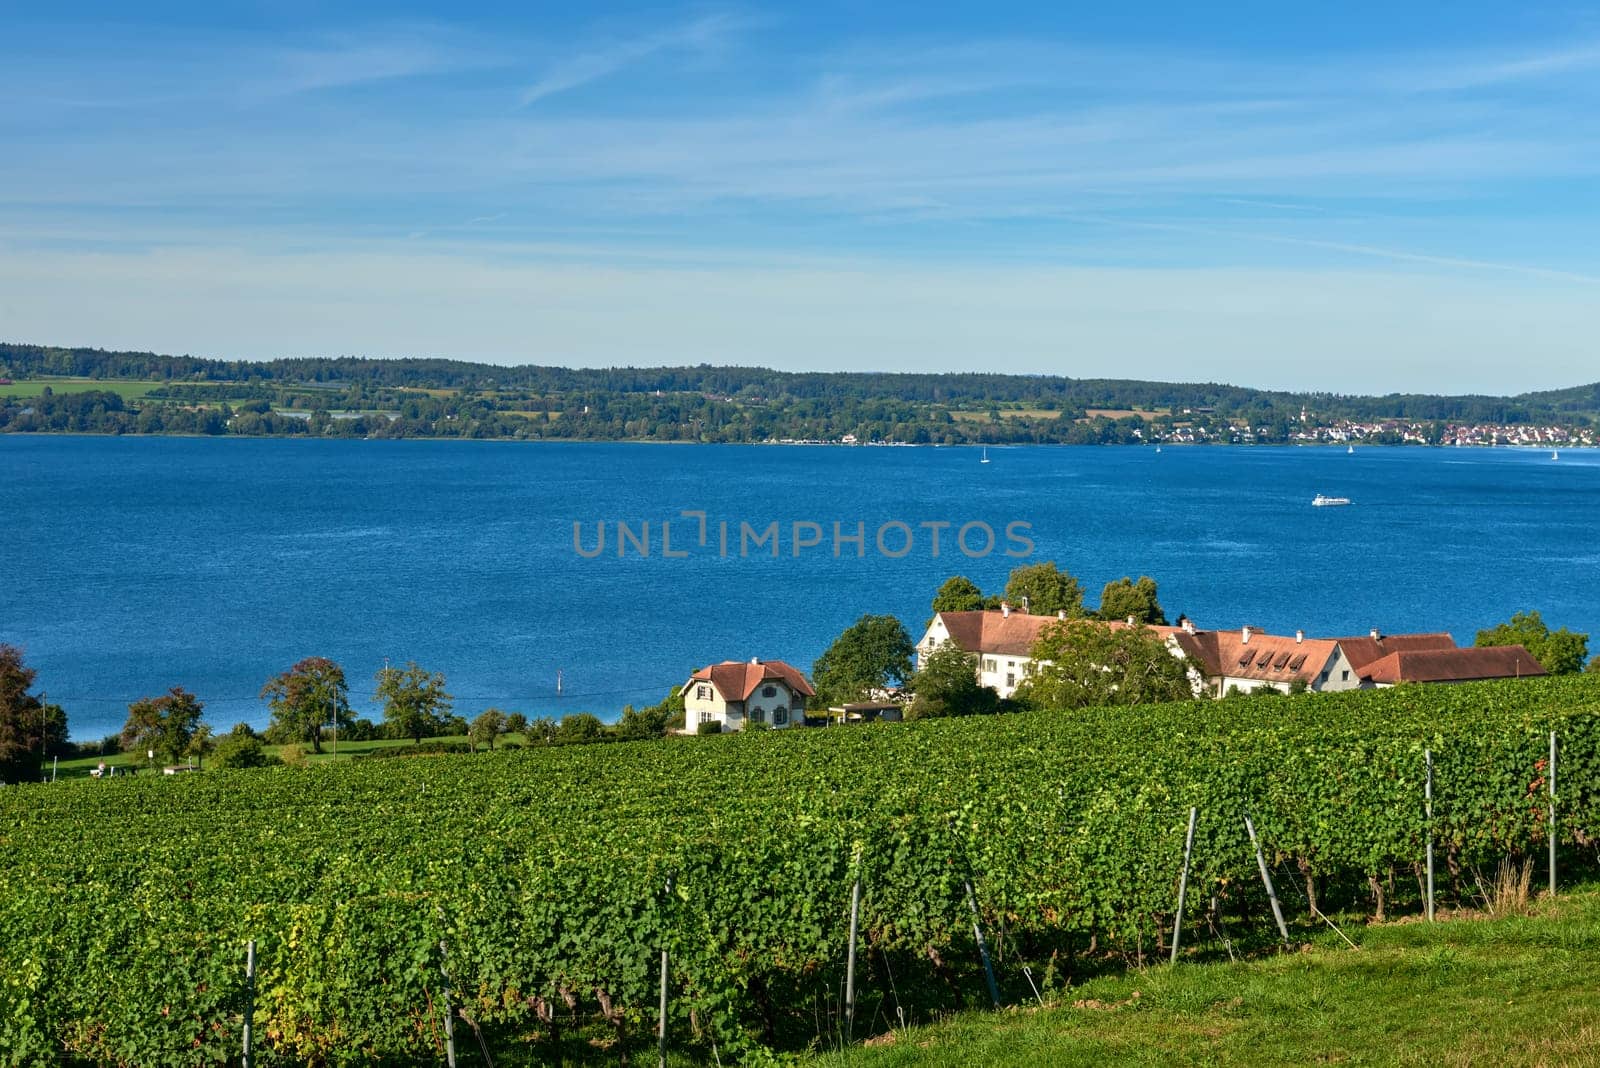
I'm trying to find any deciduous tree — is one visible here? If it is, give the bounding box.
[931,575,984,614]
[468,708,507,752]
[1015,620,1193,710]
[0,644,67,783]
[121,687,207,765]
[1475,611,1589,675]
[262,657,351,754]
[1096,575,1168,624]
[812,614,916,705]
[375,661,452,744]
[907,643,1000,719]
[1003,561,1084,617]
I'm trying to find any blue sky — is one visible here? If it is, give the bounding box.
[3,3,1599,392]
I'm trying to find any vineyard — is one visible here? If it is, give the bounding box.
[2,676,1599,1066]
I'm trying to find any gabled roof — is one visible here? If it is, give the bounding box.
[933,610,1187,657]
[1361,645,1546,685]
[687,659,816,701]
[1172,629,1338,685]
[1333,633,1457,672]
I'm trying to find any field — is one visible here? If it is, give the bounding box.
[0,376,162,401]
[2,676,1598,1064]
[823,889,1600,1066]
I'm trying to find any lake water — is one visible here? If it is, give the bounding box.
[3,436,1598,739]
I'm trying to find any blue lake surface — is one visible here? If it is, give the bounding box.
[3,436,1598,739]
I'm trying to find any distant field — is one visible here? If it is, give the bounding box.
[51,732,498,778]
[0,377,161,400]
[1085,407,1166,420]
[949,407,1063,422]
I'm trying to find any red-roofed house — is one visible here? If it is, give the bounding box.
[1332,630,1459,675]
[1360,645,1546,686]
[1169,624,1363,696]
[917,604,1197,698]
[682,658,815,732]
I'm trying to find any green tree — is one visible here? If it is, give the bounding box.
[213,732,271,769]
[907,644,1000,720]
[1474,611,1590,675]
[375,661,453,744]
[121,687,207,764]
[1014,620,1193,710]
[468,708,506,752]
[555,713,605,745]
[1096,575,1168,624]
[615,704,669,741]
[931,575,985,614]
[0,644,67,783]
[185,723,216,769]
[503,712,529,737]
[1003,561,1084,617]
[1587,656,1600,674]
[261,657,350,754]
[812,614,916,705]
[526,716,557,745]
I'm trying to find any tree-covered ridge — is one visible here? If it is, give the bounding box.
[3,341,1597,443]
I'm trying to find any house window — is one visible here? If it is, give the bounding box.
[1341,670,1349,681]
[750,708,766,724]
[773,708,788,725]
[699,709,713,723]
[983,658,997,673]
[1006,673,1016,688]
[696,685,711,701]
[762,685,777,698]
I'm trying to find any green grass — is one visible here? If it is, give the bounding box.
[815,890,1600,1067]
[0,376,163,400]
[50,733,525,778]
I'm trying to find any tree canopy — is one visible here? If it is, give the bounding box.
[375,662,453,745]
[1014,620,1194,710]
[1002,561,1084,617]
[931,575,985,614]
[1096,575,1168,624]
[121,687,207,764]
[262,657,351,754]
[0,645,68,783]
[812,614,916,705]
[1474,611,1590,675]
[908,644,1000,719]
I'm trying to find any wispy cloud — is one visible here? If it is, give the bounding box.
[518,11,749,106]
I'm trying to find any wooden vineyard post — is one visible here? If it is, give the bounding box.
[844,873,862,1041]
[242,940,256,1068]
[1170,806,1198,964]
[438,939,457,1068]
[1549,731,1558,898]
[1425,749,1435,923]
[963,880,1001,1009]
[659,876,672,1068]
[1244,814,1291,947]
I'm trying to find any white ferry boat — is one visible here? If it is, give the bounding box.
[1312,494,1352,507]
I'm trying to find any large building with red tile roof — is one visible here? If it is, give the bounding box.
[682,658,815,732]
[914,606,1537,700]
[1360,645,1546,686]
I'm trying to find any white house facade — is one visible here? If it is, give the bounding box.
[682,658,815,732]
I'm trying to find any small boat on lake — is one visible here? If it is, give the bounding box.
[1312,494,1352,507]
[980,447,991,464]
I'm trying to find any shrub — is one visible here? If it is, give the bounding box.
[697,721,722,735]
[212,735,271,770]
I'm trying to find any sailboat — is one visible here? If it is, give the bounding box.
[1552,450,1560,461]
[1347,444,1354,454]
[980,447,991,464]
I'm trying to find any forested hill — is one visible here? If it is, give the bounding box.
[2,341,1596,445]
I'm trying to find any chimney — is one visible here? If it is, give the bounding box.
[1295,629,1303,644]
[1241,626,1252,644]
[1127,615,1137,626]
[1183,618,1195,634]
[750,656,761,665]
[1370,627,1380,640]
[1000,602,1011,618]
[1057,609,1067,620]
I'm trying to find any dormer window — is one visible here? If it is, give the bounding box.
[762,685,778,698]
[696,685,711,701]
